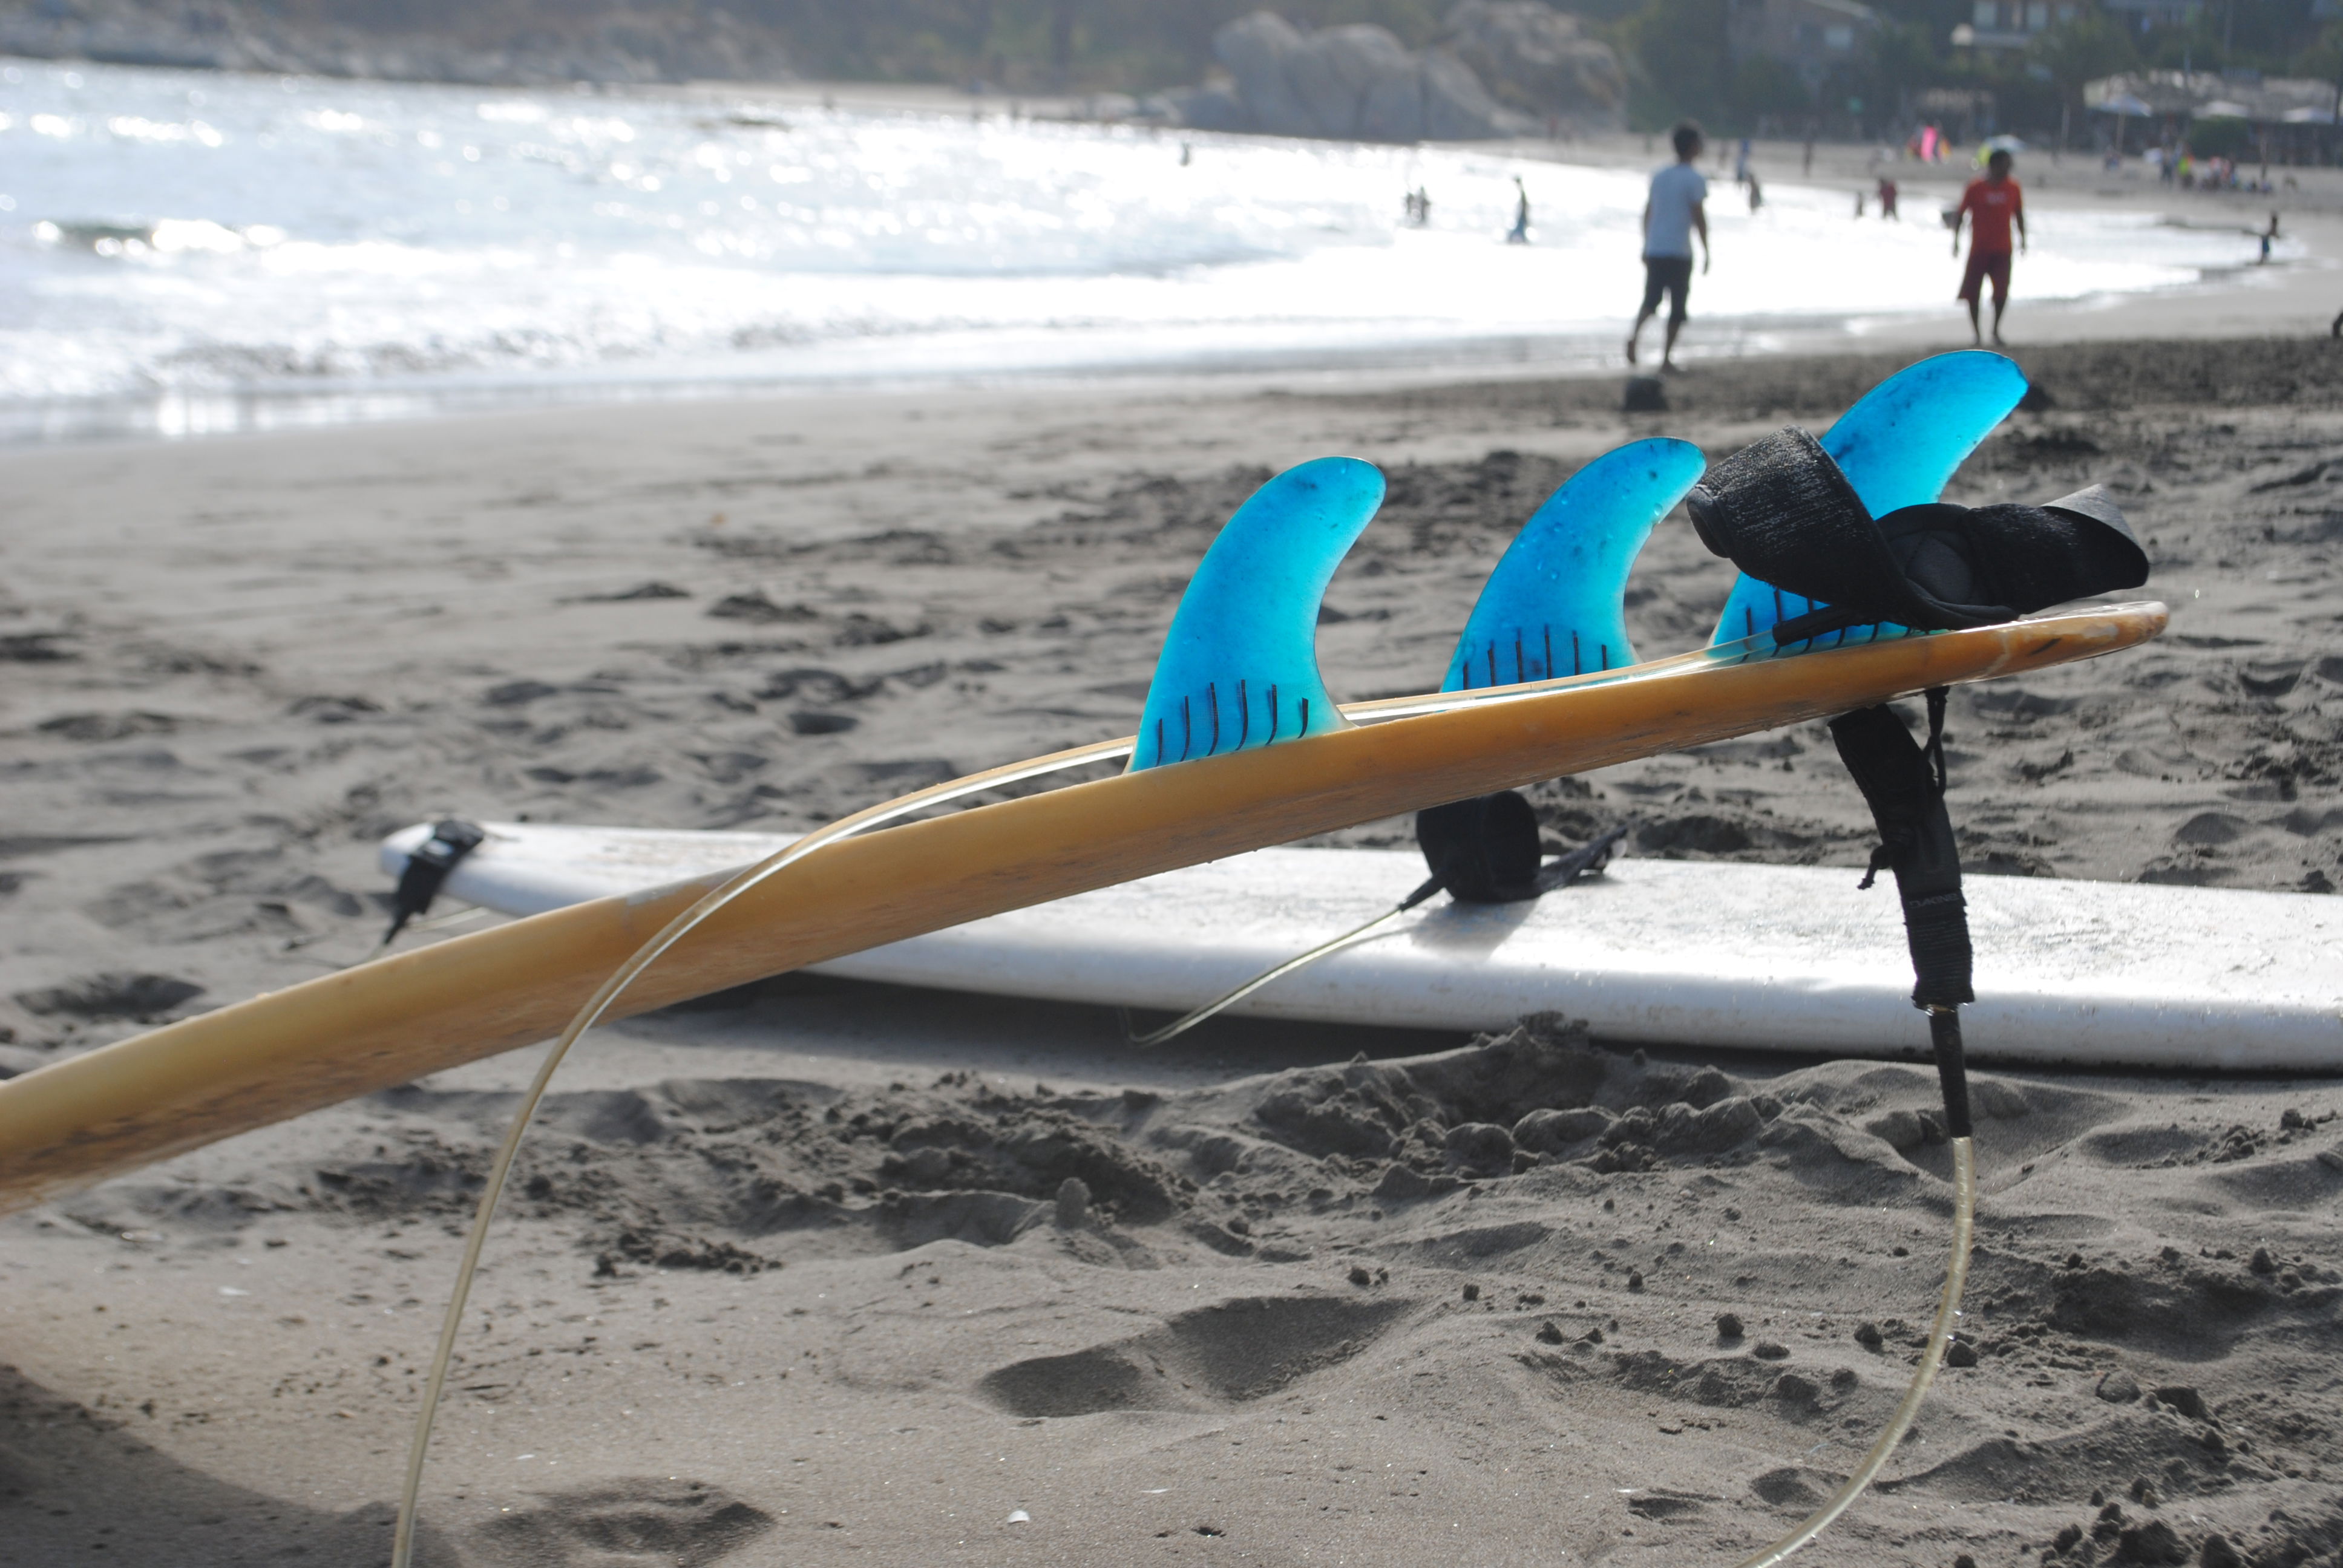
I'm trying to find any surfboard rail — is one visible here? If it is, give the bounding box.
[0,603,2163,1215]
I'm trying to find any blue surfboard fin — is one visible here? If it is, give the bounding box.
[1709,350,2028,645]
[1443,437,1706,690]
[1129,457,1384,772]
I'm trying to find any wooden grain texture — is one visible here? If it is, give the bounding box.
[0,605,2163,1213]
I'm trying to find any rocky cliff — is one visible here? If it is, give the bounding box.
[1170,4,1622,144]
[1441,1,1625,134]
[0,0,794,86]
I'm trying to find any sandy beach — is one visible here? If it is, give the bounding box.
[2,310,2341,1567]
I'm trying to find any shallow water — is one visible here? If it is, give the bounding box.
[0,56,2273,442]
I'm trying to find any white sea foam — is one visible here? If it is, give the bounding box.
[0,57,2277,440]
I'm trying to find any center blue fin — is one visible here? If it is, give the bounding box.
[1708,350,2028,645]
[1443,437,1705,690]
[1129,457,1384,772]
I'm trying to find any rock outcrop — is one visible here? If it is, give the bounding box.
[1175,9,1533,143]
[0,0,795,86]
[1441,1,1627,133]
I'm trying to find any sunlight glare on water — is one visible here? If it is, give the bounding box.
[0,56,2273,440]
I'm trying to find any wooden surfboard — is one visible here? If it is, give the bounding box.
[0,603,2164,1215]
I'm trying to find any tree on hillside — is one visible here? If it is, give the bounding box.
[2292,20,2343,82]
[1614,0,1728,127]
[1731,55,1812,125]
[2029,14,2137,115]
[726,0,1459,87]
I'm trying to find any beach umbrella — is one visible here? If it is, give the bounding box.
[2197,99,2255,120]
[2282,105,2335,123]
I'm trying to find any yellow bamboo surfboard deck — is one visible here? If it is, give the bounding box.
[0,601,2164,1215]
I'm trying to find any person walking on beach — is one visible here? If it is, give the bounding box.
[1626,121,1709,372]
[1506,176,1531,243]
[1951,148,2025,347]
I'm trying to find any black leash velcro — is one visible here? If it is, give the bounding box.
[1828,694,1974,1138]
[380,818,487,951]
[1685,427,2147,635]
[1532,822,1633,895]
[1414,791,1627,903]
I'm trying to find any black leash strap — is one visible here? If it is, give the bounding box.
[1827,694,1974,1138]
[1686,430,2146,635]
[1531,822,1631,896]
[379,818,487,952]
[1414,791,1627,903]
[1682,420,2157,1148]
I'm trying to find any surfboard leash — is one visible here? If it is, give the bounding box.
[1121,805,1628,1049]
[1829,688,1976,1140]
[367,817,486,962]
[1684,404,2153,1144]
[388,740,1134,1568]
[1726,692,1980,1568]
[1733,1135,1975,1568]
[1681,400,2151,1562]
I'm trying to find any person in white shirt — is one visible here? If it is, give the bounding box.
[1627,120,1711,373]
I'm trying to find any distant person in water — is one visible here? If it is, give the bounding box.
[1746,171,1763,212]
[1953,148,2026,346]
[1878,177,1899,219]
[1626,120,1709,373]
[1506,177,1530,243]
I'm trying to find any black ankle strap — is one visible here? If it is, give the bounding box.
[1829,694,1974,1135]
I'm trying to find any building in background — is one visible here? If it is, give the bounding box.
[2086,70,2341,160]
[1952,0,2083,53]
[2098,0,2207,33]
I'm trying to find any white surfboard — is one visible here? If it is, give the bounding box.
[380,822,2340,1071]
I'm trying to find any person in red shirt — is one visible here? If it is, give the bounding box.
[1953,149,2027,346]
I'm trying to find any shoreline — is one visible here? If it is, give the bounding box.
[10,54,2343,451]
[11,234,2339,451]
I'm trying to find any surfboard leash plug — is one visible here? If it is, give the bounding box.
[373,818,486,959]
